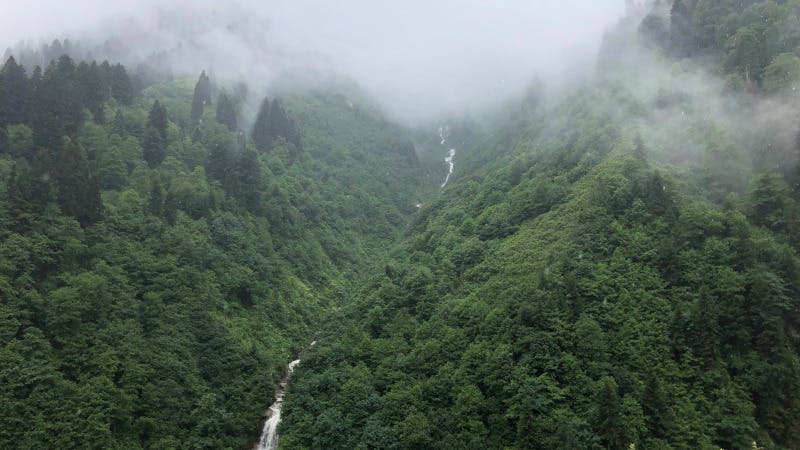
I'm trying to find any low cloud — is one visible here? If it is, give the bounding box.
[1,0,625,123]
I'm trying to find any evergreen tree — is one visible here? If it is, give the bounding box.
[31,57,82,151]
[793,128,800,199]
[255,97,302,159]
[142,125,166,168]
[6,162,36,229]
[55,138,102,226]
[204,133,235,186]
[55,55,82,134]
[0,124,6,154]
[110,109,127,137]
[0,56,31,126]
[28,148,57,206]
[596,377,627,450]
[748,173,789,232]
[191,71,212,123]
[641,373,673,439]
[215,92,237,132]
[267,97,290,139]
[75,61,108,123]
[109,63,132,104]
[30,65,42,90]
[268,97,302,153]
[148,177,164,217]
[46,38,63,63]
[691,286,720,365]
[0,68,5,129]
[147,100,168,140]
[252,97,272,152]
[670,0,694,57]
[234,147,263,212]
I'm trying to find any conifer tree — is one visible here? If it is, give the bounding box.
[28,148,56,206]
[142,125,166,168]
[110,110,127,137]
[109,63,132,104]
[670,0,694,57]
[6,162,35,228]
[793,128,800,199]
[596,377,627,449]
[268,97,302,158]
[191,71,212,122]
[0,56,30,126]
[147,100,168,140]
[55,138,102,226]
[0,124,6,155]
[267,97,290,139]
[143,99,168,167]
[0,68,5,129]
[215,92,237,132]
[205,133,235,186]
[75,61,108,123]
[234,147,263,212]
[252,97,272,152]
[148,177,164,217]
[31,57,81,151]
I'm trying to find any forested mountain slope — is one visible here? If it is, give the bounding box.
[278,2,800,449]
[0,55,433,448]
[4,1,800,449]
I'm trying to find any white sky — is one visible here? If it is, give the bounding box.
[0,0,625,121]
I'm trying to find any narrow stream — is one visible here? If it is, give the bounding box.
[255,359,301,450]
[439,125,456,188]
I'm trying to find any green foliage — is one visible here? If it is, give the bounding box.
[215,92,238,132]
[279,80,800,449]
[668,0,800,88]
[0,57,431,448]
[252,96,302,159]
[763,52,800,93]
[190,70,212,123]
[5,4,800,448]
[0,56,31,126]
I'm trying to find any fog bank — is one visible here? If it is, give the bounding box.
[1,0,625,122]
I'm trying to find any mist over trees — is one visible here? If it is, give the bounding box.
[2,1,800,449]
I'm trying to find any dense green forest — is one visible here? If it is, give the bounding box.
[278,2,800,449]
[0,52,432,448]
[3,0,800,449]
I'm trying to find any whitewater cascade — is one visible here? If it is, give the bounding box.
[438,125,456,188]
[255,359,301,450]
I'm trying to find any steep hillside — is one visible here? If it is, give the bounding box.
[280,83,800,450]
[278,3,800,448]
[0,57,433,448]
[4,1,800,449]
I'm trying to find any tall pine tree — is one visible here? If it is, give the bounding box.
[31,56,82,151]
[252,96,302,158]
[0,56,30,126]
[215,92,237,132]
[109,63,132,104]
[148,100,168,139]
[191,71,212,123]
[268,97,302,159]
[75,61,108,123]
[143,100,168,167]
[205,133,235,187]
[55,138,102,226]
[670,0,694,57]
[252,97,272,152]
[234,147,263,213]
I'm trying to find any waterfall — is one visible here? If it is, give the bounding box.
[255,359,301,450]
[438,125,456,188]
[441,149,456,188]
